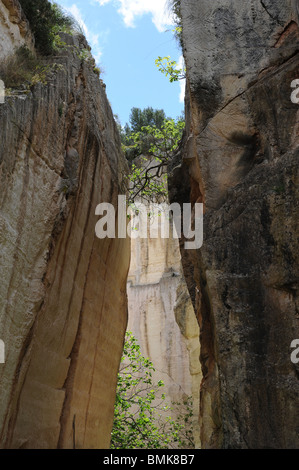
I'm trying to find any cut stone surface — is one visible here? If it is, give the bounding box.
[0,28,130,448]
[168,0,299,449]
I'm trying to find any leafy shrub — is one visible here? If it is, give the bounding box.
[0,46,36,87]
[168,0,183,48]
[111,332,194,449]
[0,46,44,88]
[155,56,186,83]
[0,46,65,91]
[19,0,80,55]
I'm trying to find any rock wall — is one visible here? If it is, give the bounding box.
[173,282,202,448]
[0,25,130,448]
[170,0,299,448]
[0,0,34,58]
[127,206,201,448]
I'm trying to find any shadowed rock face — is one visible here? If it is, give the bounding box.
[169,0,299,448]
[0,30,130,448]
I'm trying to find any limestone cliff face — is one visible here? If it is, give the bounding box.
[170,0,299,448]
[127,212,201,447]
[127,235,191,400]
[0,0,34,58]
[0,20,130,449]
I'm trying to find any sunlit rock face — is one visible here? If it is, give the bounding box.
[169,0,299,449]
[0,0,34,58]
[0,14,130,448]
[127,204,202,448]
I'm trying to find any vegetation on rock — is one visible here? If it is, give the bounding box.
[168,0,183,48]
[111,332,194,449]
[19,0,80,55]
[155,56,186,83]
[0,46,65,90]
[0,2,100,92]
[117,107,185,203]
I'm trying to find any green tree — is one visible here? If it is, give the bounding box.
[111,332,194,449]
[124,115,185,203]
[129,107,166,133]
[120,107,167,161]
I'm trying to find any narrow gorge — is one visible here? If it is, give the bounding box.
[0,0,298,450]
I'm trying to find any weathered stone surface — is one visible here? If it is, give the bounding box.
[170,0,299,449]
[0,0,34,58]
[0,30,130,448]
[127,214,201,448]
[127,227,188,383]
[181,0,299,211]
[174,282,202,448]
[126,155,202,447]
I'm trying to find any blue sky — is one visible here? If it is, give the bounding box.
[55,0,185,127]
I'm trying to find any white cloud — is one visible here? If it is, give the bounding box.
[96,0,175,32]
[66,4,103,63]
[67,5,88,37]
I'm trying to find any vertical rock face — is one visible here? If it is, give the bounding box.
[127,209,201,447]
[173,282,202,448]
[170,0,299,448]
[0,0,34,58]
[127,235,191,401]
[0,26,130,448]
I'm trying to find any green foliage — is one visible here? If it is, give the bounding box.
[0,2,96,90]
[156,2,184,83]
[111,332,194,449]
[0,46,37,88]
[140,118,185,156]
[0,46,62,89]
[120,110,184,202]
[129,107,166,133]
[77,48,91,61]
[19,0,80,55]
[155,56,185,83]
[120,107,167,163]
[93,66,101,77]
[168,0,183,48]
[128,159,168,203]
